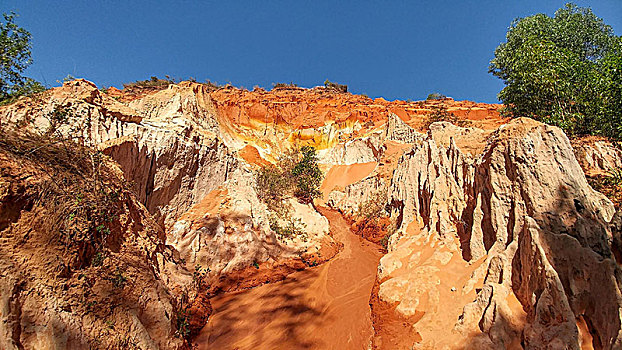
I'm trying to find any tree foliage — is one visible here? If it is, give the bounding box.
[291,146,323,202]
[490,3,622,138]
[0,12,43,104]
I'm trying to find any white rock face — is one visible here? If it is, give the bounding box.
[0,79,339,284]
[331,118,622,349]
[320,134,383,165]
[383,113,424,144]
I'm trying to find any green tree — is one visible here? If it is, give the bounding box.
[0,12,43,104]
[291,146,323,203]
[490,3,621,137]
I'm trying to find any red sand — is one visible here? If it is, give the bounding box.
[194,208,382,349]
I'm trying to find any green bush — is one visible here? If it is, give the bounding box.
[291,146,323,203]
[255,146,323,240]
[324,79,348,93]
[426,92,447,100]
[256,146,323,206]
[122,76,173,89]
[272,82,298,89]
[490,3,622,138]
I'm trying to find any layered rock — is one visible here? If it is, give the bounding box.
[329,118,622,349]
[573,137,622,176]
[0,140,192,350]
[0,79,336,291]
[3,78,620,349]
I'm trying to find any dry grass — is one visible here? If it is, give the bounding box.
[0,117,130,268]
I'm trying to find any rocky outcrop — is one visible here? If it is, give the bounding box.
[0,141,193,350]
[331,118,622,349]
[0,79,337,294]
[383,113,423,144]
[573,137,622,176]
[3,79,620,349]
[320,133,384,165]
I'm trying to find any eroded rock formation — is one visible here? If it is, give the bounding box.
[1,79,620,349]
[330,118,622,349]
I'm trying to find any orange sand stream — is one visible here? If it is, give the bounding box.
[195,208,382,349]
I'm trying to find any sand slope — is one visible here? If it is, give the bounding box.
[196,208,382,349]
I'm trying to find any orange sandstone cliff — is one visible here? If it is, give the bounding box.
[0,79,620,349]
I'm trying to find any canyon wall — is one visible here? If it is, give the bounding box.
[2,79,620,349]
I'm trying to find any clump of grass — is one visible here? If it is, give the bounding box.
[122,76,174,89]
[111,268,127,288]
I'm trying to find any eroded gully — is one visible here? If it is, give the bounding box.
[194,207,383,349]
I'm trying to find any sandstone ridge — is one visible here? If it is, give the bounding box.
[0,79,620,349]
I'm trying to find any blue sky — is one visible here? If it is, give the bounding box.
[2,1,621,103]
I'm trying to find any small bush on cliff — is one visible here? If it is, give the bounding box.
[426,92,447,100]
[272,82,299,89]
[353,190,396,250]
[123,76,174,89]
[256,146,323,240]
[324,79,348,93]
[422,105,470,129]
[269,214,308,242]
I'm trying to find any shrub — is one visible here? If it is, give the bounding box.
[256,164,294,214]
[255,146,323,240]
[269,214,308,242]
[111,268,127,288]
[353,190,396,250]
[324,79,348,93]
[291,146,323,203]
[91,251,106,267]
[174,308,190,339]
[426,92,447,100]
[422,105,470,129]
[272,82,298,89]
[256,146,323,206]
[122,76,173,89]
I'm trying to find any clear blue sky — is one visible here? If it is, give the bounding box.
[2,1,621,103]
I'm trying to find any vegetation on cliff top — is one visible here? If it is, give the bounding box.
[491,3,622,139]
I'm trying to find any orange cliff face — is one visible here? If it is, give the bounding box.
[208,86,506,151]
[102,82,505,158]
